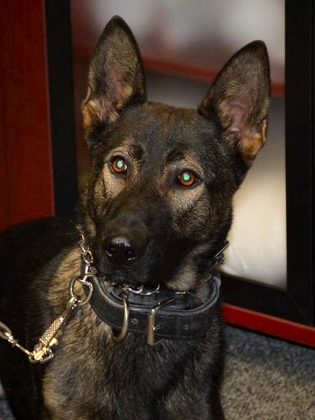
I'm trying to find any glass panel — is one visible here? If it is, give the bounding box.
[71,0,286,289]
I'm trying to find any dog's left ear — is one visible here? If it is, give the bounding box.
[82,16,146,141]
[198,41,271,166]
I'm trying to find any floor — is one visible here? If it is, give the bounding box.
[222,326,315,419]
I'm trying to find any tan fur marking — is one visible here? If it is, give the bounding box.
[102,138,137,200]
[167,243,212,295]
[167,184,205,215]
[82,79,137,139]
[240,118,268,166]
[82,97,120,138]
[261,118,268,144]
[162,156,206,217]
[102,164,125,200]
[115,84,133,110]
[82,100,99,138]
[168,263,197,291]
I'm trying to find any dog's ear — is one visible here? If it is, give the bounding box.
[198,41,271,166]
[82,16,146,142]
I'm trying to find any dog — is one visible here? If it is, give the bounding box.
[0,16,270,420]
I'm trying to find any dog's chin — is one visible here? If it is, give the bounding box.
[97,267,158,289]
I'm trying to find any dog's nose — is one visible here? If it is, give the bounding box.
[106,237,136,263]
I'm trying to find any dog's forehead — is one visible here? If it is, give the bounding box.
[115,103,219,159]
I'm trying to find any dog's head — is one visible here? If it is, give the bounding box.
[79,16,270,292]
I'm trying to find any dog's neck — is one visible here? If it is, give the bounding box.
[88,271,222,345]
[66,232,225,345]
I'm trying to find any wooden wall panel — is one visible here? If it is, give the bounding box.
[0,0,55,231]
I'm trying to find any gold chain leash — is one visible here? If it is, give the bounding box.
[0,234,94,364]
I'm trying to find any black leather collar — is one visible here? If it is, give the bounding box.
[89,272,221,343]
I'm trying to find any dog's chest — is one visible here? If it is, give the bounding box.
[40,248,216,419]
[42,314,190,419]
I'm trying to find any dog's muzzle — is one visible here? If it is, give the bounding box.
[81,233,228,345]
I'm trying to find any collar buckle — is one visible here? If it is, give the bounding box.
[146,298,175,345]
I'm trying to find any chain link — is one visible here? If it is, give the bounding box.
[0,234,95,364]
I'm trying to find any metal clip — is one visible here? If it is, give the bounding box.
[0,321,33,357]
[29,296,79,364]
[212,240,229,268]
[79,235,94,266]
[0,321,14,342]
[30,344,55,364]
[110,296,129,342]
[69,275,94,306]
[0,233,96,365]
[146,299,175,346]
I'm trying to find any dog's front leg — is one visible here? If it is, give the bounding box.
[161,387,224,420]
[161,401,224,420]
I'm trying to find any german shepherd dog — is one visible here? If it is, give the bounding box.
[0,16,270,420]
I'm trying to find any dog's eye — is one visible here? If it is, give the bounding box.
[111,157,127,175]
[178,171,198,187]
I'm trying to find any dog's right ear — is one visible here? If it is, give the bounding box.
[198,41,271,167]
[82,16,146,142]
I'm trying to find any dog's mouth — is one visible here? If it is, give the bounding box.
[106,281,162,296]
[95,251,165,290]
[96,270,164,294]
[84,233,229,297]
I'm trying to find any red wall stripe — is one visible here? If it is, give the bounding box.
[224,304,315,348]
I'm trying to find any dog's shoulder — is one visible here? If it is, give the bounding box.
[0,218,78,276]
[0,218,79,324]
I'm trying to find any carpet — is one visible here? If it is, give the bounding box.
[222,327,315,419]
[1,326,314,419]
